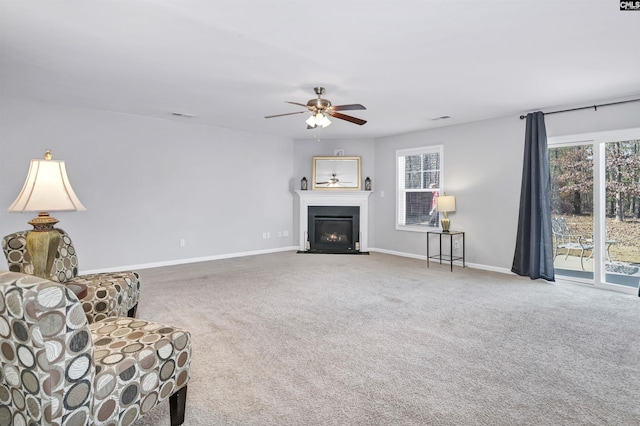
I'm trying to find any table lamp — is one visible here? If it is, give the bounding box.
[7,150,86,278]
[436,194,456,233]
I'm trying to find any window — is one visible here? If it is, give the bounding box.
[396,145,443,231]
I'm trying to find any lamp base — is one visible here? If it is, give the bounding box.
[440,218,451,233]
[26,212,60,279]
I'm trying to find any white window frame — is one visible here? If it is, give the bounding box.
[396,145,444,232]
[549,127,640,295]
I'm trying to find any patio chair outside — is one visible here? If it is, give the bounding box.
[552,217,594,271]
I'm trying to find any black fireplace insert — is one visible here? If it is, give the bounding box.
[307,206,360,253]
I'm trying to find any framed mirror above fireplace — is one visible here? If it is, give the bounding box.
[312,156,361,190]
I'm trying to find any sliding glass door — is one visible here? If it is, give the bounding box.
[602,140,640,290]
[550,143,594,280]
[549,131,640,294]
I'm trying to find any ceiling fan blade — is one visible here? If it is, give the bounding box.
[286,101,309,108]
[331,104,366,111]
[265,111,307,119]
[330,112,367,125]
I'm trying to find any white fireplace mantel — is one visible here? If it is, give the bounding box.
[295,190,372,252]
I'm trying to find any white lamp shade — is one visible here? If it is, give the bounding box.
[318,114,332,128]
[305,115,317,127]
[436,195,456,213]
[306,113,332,128]
[8,158,86,212]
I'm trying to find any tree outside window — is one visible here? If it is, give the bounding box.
[396,145,443,231]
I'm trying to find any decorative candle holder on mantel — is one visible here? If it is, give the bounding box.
[364,177,371,191]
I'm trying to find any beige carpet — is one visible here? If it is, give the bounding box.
[133,251,640,425]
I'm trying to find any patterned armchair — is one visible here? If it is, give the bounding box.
[0,271,191,425]
[2,229,140,323]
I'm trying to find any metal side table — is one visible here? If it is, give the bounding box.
[427,230,465,271]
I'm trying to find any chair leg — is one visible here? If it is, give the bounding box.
[170,386,188,426]
[127,303,138,318]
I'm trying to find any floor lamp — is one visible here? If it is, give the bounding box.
[7,150,86,278]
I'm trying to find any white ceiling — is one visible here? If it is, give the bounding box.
[2,0,639,140]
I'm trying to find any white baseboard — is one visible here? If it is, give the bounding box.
[80,246,299,275]
[368,247,514,275]
[82,245,515,277]
[369,247,426,261]
[370,249,637,295]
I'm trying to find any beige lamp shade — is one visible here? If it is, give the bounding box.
[436,195,456,213]
[7,151,85,279]
[8,155,86,213]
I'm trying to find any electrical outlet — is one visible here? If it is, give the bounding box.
[179,238,186,247]
[266,232,271,239]
[454,241,459,249]
[283,230,289,237]
[262,232,267,239]
[277,231,282,238]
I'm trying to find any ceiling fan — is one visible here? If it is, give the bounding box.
[265,87,367,129]
[316,173,353,187]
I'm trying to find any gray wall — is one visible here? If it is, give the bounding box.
[371,100,640,271]
[2,96,639,273]
[0,97,294,271]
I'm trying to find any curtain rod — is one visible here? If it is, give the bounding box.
[519,98,640,120]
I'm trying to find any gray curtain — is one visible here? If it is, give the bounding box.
[511,112,554,281]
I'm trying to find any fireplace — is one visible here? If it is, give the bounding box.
[308,206,360,253]
[295,190,372,254]
[295,190,372,253]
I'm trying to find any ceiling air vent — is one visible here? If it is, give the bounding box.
[171,112,195,118]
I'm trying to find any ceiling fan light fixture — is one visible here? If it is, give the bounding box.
[305,115,317,127]
[318,113,331,128]
[266,87,365,128]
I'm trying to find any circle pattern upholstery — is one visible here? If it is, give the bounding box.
[2,230,141,324]
[0,270,192,425]
[90,318,191,425]
[0,271,94,425]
